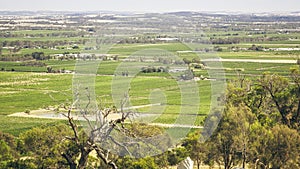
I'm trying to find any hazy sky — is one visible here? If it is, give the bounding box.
[0,0,299,13]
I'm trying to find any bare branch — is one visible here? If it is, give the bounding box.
[64,110,80,144]
[108,135,132,157]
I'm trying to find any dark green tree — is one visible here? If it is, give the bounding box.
[183,131,208,169]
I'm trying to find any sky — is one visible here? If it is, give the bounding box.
[0,0,299,13]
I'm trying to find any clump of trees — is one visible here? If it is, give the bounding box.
[0,39,87,50]
[248,44,265,51]
[181,67,300,169]
[20,61,46,67]
[141,66,168,73]
[0,51,50,62]
[210,37,240,44]
[31,52,50,60]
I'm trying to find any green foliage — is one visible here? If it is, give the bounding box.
[167,147,188,166]
[248,121,273,168]
[117,156,159,169]
[268,125,300,169]
[0,135,17,169]
[227,67,300,130]
[31,52,48,60]
[206,69,300,169]
[3,159,37,169]
[0,131,17,152]
[0,140,13,161]
[132,157,159,169]
[18,124,73,168]
[207,104,255,169]
[248,123,300,169]
[128,123,164,137]
[256,71,300,129]
[182,131,208,169]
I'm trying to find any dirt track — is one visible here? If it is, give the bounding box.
[8,106,203,129]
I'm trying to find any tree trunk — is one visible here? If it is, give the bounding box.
[78,150,90,169]
[61,153,76,169]
[108,162,118,169]
[242,143,246,168]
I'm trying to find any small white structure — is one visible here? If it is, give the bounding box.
[168,68,187,73]
[157,37,179,42]
[177,157,194,169]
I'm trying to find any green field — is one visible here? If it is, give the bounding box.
[0,116,65,136]
[1,27,299,136]
[0,70,213,133]
[0,72,72,115]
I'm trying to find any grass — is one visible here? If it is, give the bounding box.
[0,61,47,72]
[0,116,65,136]
[0,72,72,115]
[7,30,79,35]
[217,51,300,60]
[20,48,82,55]
[45,60,76,71]
[222,62,294,76]
[108,43,191,56]
[0,68,214,134]
[0,36,89,42]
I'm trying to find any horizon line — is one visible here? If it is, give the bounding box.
[0,10,300,14]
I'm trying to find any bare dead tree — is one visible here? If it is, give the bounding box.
[60,90,137,169]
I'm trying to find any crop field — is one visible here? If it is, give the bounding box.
[0,116,65,136]
[0,71,213,133]
[0,23,299,137]
[0,72,72,115]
